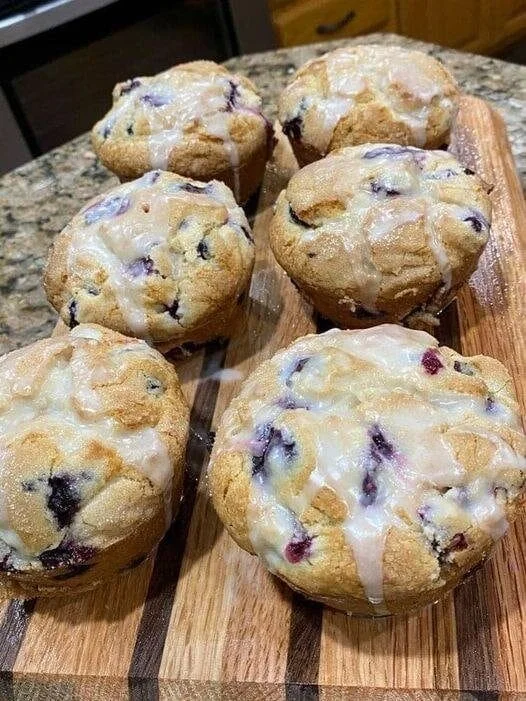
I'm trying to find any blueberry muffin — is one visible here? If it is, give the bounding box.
[0,324,189,598]
[92,60,274,202]
[279,45,460,166]
[209,325,526,615]
[269,144,491,328]
[44,171,255,349]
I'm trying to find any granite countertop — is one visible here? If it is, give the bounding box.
[1,33,525,354]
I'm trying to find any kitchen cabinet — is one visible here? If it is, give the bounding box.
[269,0,526,54]
[271,0,396,47]
[492,0,526,47]
[396,0,493,53]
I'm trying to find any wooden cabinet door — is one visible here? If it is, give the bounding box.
[272,0,397,48]
[397,0,493,53]
[491,0,526,45]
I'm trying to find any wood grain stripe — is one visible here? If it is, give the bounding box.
[0,599,35,699]
[286,683,319,701]
[436,302,499,694]
[440,100,507,694]
[129,339,228,695]
[285,594,323,700]
[455,565,500,692]
[454,97,526,696]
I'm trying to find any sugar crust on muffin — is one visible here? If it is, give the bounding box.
[210,325,525,615]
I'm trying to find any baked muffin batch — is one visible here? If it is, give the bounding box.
[1,48,524,615]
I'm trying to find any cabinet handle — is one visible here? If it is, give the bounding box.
[316,10,356,35]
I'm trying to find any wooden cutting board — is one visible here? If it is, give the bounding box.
[1,95,525,700]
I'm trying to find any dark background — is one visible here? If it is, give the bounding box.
[0,0,234,157]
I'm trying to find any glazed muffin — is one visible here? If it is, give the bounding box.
[44,171,255,349]
[278,45,460,166]
[270,144,491,328]
[92,60,274,202]
[0,324,189,598]
[209,325,526,615]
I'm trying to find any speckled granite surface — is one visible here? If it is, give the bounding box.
[1,33,524,354]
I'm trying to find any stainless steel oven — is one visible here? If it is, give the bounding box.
[0,0,276,174]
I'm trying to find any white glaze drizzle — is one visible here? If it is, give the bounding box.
[287,46,457,153]
[425,204,454,291]
[286,145,490,309]
[213,325,525,612]
[368,205,422,242]
[101,67,263,200]
[67,174,249,338]
[204,110,241,201]
[0,327,174,560]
